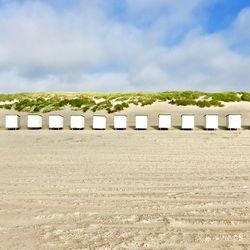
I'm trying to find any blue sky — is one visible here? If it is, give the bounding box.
[202,0,249,31]
[0,0,249,93]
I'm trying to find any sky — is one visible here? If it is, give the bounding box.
[0,0,250,93]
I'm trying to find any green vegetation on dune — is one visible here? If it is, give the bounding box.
[0,91,248,113]
[241,92,250,101]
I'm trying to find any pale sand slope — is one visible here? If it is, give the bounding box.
[0,130,250,249]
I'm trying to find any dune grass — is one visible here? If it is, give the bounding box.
[0,91,248,113]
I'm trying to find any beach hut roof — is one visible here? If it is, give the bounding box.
[93,115,106,117]
[28,114,42,117]
[6,114,20,117]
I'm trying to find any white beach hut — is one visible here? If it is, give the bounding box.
[93,115,106,130]
[181,114,195,130]
[158,114,171,130]
[114,115,127,130]
[27,114,42,129]
[5,115,20,130]
[226,114,241,130]
[135,115,148,130]
[204,114,219,130]
[49,115,64,129]
[70,115,85,130]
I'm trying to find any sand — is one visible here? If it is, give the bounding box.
[0,102,250,249]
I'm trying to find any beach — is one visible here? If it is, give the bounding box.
[0,102,250,249]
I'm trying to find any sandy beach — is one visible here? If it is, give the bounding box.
[0,102,250,249]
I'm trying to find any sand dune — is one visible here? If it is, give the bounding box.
[1,101,250,130]
[0,102,250,249]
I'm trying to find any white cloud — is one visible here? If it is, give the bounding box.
[228,7,250,54]
[161,34,250,91]
[232,7,250,38]
[0,0,249,93]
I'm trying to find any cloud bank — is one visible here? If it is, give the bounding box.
[0,0,249,92]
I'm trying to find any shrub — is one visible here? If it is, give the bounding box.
[196,100,211,108]
[59,99,69,107]
[113,103,124,112]
[241,92,250,101]
[122,102,129,108]
[91,100,112,112]
[14,99,33,111]
[114,96,130,102]
[175,99,196,106]
[69,98,95,108]
[209,92,241,102]
[0,104,13,110]
[82,105,92,112]
[0,94,16,102]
